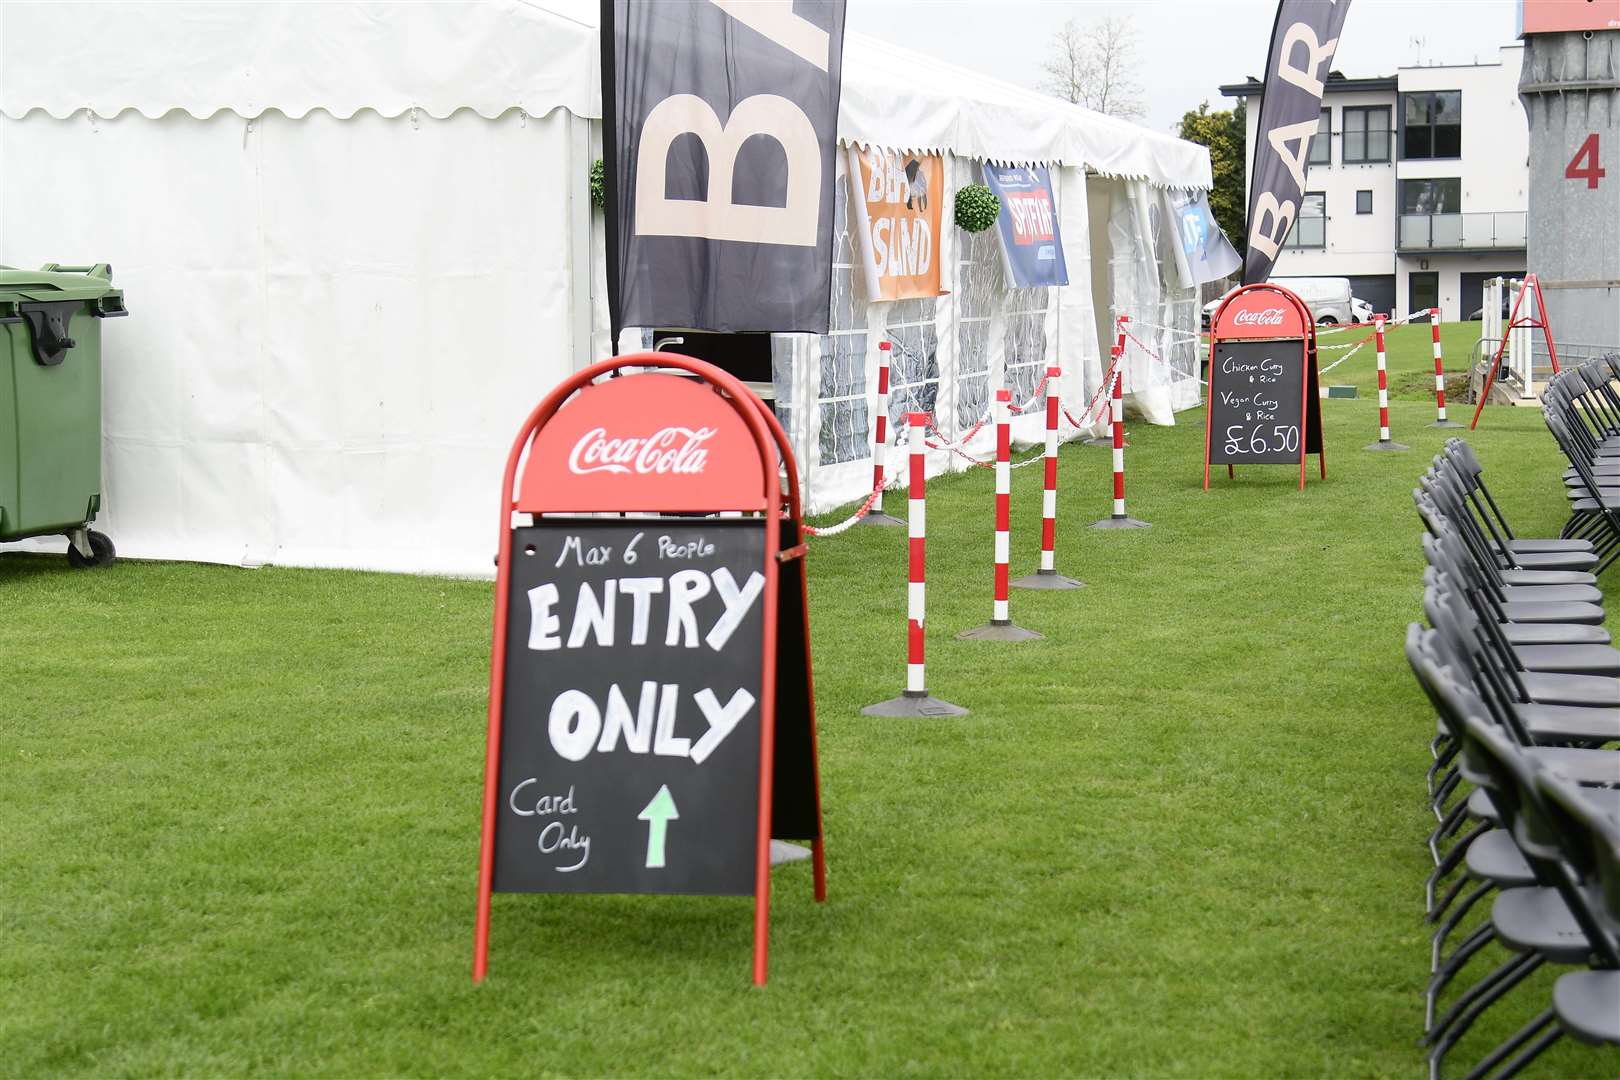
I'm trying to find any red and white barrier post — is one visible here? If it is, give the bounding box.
[1428,308,1460,428]
[1365,314,1409,451]
[863,413,967,717]
[860,341,905,525]
[1013,366,1083,590]
[1091,347,1150,529]
[960,390,1043,641]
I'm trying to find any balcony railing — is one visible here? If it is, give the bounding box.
[1397,211,1527,251]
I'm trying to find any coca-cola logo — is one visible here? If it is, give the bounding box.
[567,426,715,477]
[1232,307,1287,327]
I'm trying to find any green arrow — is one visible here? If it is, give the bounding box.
[637,784,680,869]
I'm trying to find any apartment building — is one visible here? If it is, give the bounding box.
[1220,46,1528,321]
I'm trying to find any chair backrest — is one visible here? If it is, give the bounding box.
[1534,767,1620,966]
[1445,439,1483,480]
[1415,494,1510,604]
[1548,411,1602,489]
[1418,525,1513,626]
[1405,626,1491,790]
[1455,713,1576,899]
[1422,466,1512,571]
[1422,579,1534,735]
[1435,449,1520,557]
[1413,643,1550,870]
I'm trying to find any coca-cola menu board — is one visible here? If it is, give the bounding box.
[1207,339,1307,465]
[1203,284,1324,489]
[494,518,766,895]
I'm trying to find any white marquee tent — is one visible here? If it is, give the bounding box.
[0,0,1215,575]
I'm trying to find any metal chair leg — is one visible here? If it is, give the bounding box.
[1427,823,1484,914]
[1427,952,1542,1059]
[1425,923,1498,1032]
[1487,1024,1563,1080]
[1461,1007,1556,1080]
[1432,882,1493,972]
[1430,799,1472,863]
[1432,768,1464,817]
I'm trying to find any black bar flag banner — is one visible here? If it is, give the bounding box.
[605,0,847,337]
[1242,0,1353,284]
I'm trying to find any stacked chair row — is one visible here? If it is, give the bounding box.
[1543,354,1620,571]
[1408,437,1620,1080]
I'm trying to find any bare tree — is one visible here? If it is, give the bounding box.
[1039,15,1145,121]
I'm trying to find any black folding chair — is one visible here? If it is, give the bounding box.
[1441,439,1599,558]
[1424,459,1599,575]
[1424,708,1615,1079]
[1432,448,1600,572]
[1415,495,1606,626]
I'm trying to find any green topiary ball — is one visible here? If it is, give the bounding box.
[954,184,1000,233]
[590,159,606,210]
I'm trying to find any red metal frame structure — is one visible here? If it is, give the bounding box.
[1470,272,1561,430]
[474,352,825,987]
[1203,283,1325,491]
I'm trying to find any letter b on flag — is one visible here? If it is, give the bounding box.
[636,95,822,247]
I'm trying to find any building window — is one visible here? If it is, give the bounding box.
[1356,189,1373,214]
[1401,90,1461,159]
[1400,178,1461,214]
[1284,191,1326,249]
[1343,105,1392,163]
[1309,108,1331,165]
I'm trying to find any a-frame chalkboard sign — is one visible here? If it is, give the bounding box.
[1203,283,1326,491]
[474,353,826,987]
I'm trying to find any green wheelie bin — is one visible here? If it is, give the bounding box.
[0,264,128,568]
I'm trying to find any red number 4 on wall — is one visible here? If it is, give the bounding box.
[1566,134,1607,189]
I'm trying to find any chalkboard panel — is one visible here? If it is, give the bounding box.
[1207,338,1306,465]
[769,517,820,843]
[494,518,767,896]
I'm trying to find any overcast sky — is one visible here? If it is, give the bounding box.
[845,0,1521,132]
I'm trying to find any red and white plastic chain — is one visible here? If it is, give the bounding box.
[1068,350,1123,430]
[802,474,899,537]
[921,371,1052,458]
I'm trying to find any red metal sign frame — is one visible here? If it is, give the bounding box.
[474,352,826,987]
[1203,283,1326,491]
[1470,272,1562,430]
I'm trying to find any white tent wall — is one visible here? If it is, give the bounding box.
[1083,175,1203,427]
[737,153,1109,517]
[0,106,596,574]
[0,0,1214,568]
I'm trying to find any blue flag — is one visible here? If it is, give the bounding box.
[982,165,1069,288]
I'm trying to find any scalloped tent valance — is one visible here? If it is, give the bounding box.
[0,0,1211,190]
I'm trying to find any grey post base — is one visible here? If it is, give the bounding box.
[1430,420,1465,429]
[1364,439,1410,451]
[857,511,906,527]
[1011,569,1084,590]
[862,690,969,717]
[1090,514,1151,529]
[957,619,1044,641]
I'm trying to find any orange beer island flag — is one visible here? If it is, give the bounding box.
[847,147,944,302]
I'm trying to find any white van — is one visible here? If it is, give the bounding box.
[1201,277,1356,328]
[1271,277,1354,325]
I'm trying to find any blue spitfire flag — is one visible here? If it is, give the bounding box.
[1243,0,1353,284]
[981,165,1068,288]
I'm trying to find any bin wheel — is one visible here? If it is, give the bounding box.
[67,530,116,569]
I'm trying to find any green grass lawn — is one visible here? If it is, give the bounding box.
[2,322,1612,1077]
